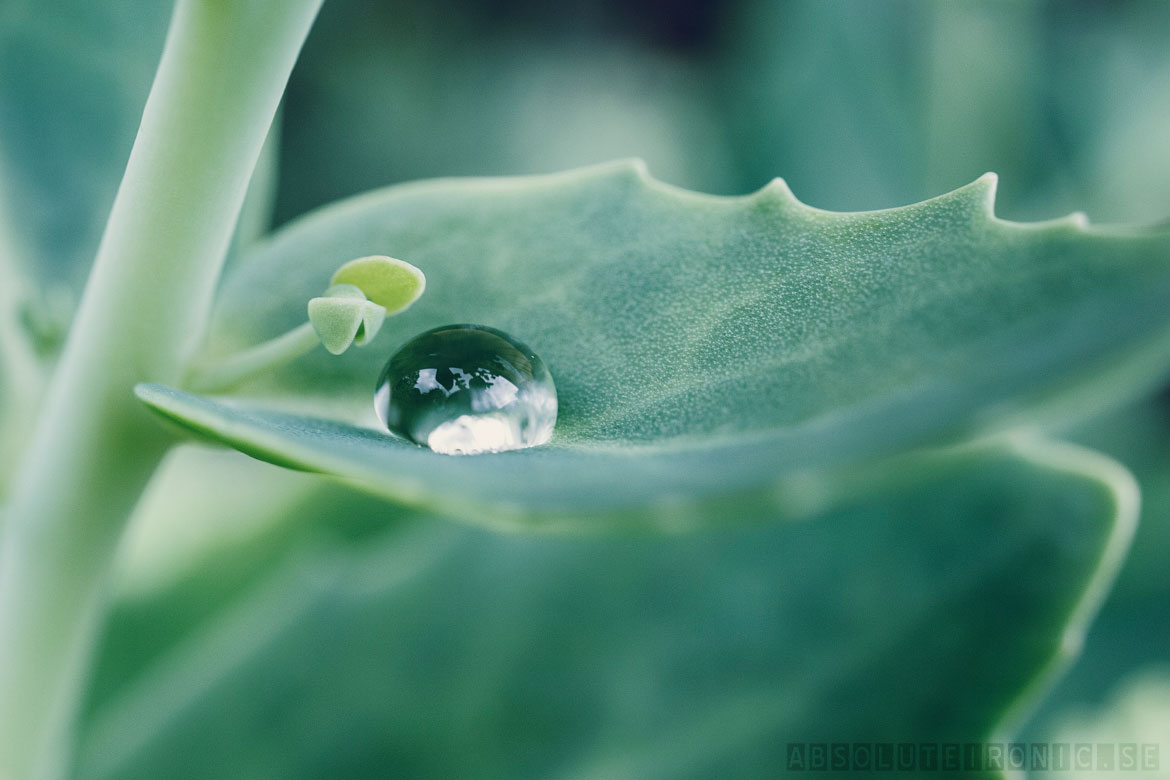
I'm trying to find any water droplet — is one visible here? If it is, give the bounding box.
[374,324,557,455]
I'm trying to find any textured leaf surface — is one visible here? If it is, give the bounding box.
[75,440,1133,780]
[142,162,1170,524]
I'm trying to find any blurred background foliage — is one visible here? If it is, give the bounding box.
[277,0,1170,224]
[3,0,1170,776]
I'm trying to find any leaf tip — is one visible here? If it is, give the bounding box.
[132,382,157,403]
[764,176,799,201]
[967,171,999,214]
[134,382,184,425]
[572,158,652,189]
[751,177,804,213]
[928,172,998,220]
[622,157,651,179]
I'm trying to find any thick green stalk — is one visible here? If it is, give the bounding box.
[0,2,322,779]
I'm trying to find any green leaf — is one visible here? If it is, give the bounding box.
[0,2,283,291]
[280,1,1170,225]
[307,284,385,355]
[0,204,45,495]
[274,1,737,222]
[147,163,1170,525]
[0,2,170,490]
[0,2,170,286]
[137,380,843,529]
[720,0,1170,223]
[330,255,425,315]
[75,439,1134,779]
[1047,669,1170,766]
[1017,401,1170,742]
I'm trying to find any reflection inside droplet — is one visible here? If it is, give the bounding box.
[374,324,557,455]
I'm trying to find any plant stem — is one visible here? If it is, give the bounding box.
[186,321,322,393]
[0,2,323,779]
[228,109,283,260]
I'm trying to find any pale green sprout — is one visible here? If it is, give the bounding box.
[308,283,386,354]
[187,254,424,391]
[331,254,427,314]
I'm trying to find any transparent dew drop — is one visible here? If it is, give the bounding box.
[374,324,557,455]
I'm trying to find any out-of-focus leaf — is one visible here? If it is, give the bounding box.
[1039,1,1170,224]
[1068,403,1170,606]
[0,2,170,286]
[75,439,1133,780]
[0,162,43,494]
[0,1,286,286]
[721,0,929,211]
[118,445,325,597]
[1045,669,1170,778]
[276,0,736,222]
[274,0,1170,228]
[139,163,1170,527]
[1018,401,1170,744]
[720,0,1170,222]
[77,445,335,715]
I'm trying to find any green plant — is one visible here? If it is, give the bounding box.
[2,2,1169,779]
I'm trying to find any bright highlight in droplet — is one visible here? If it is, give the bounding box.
[374,324,557,455]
